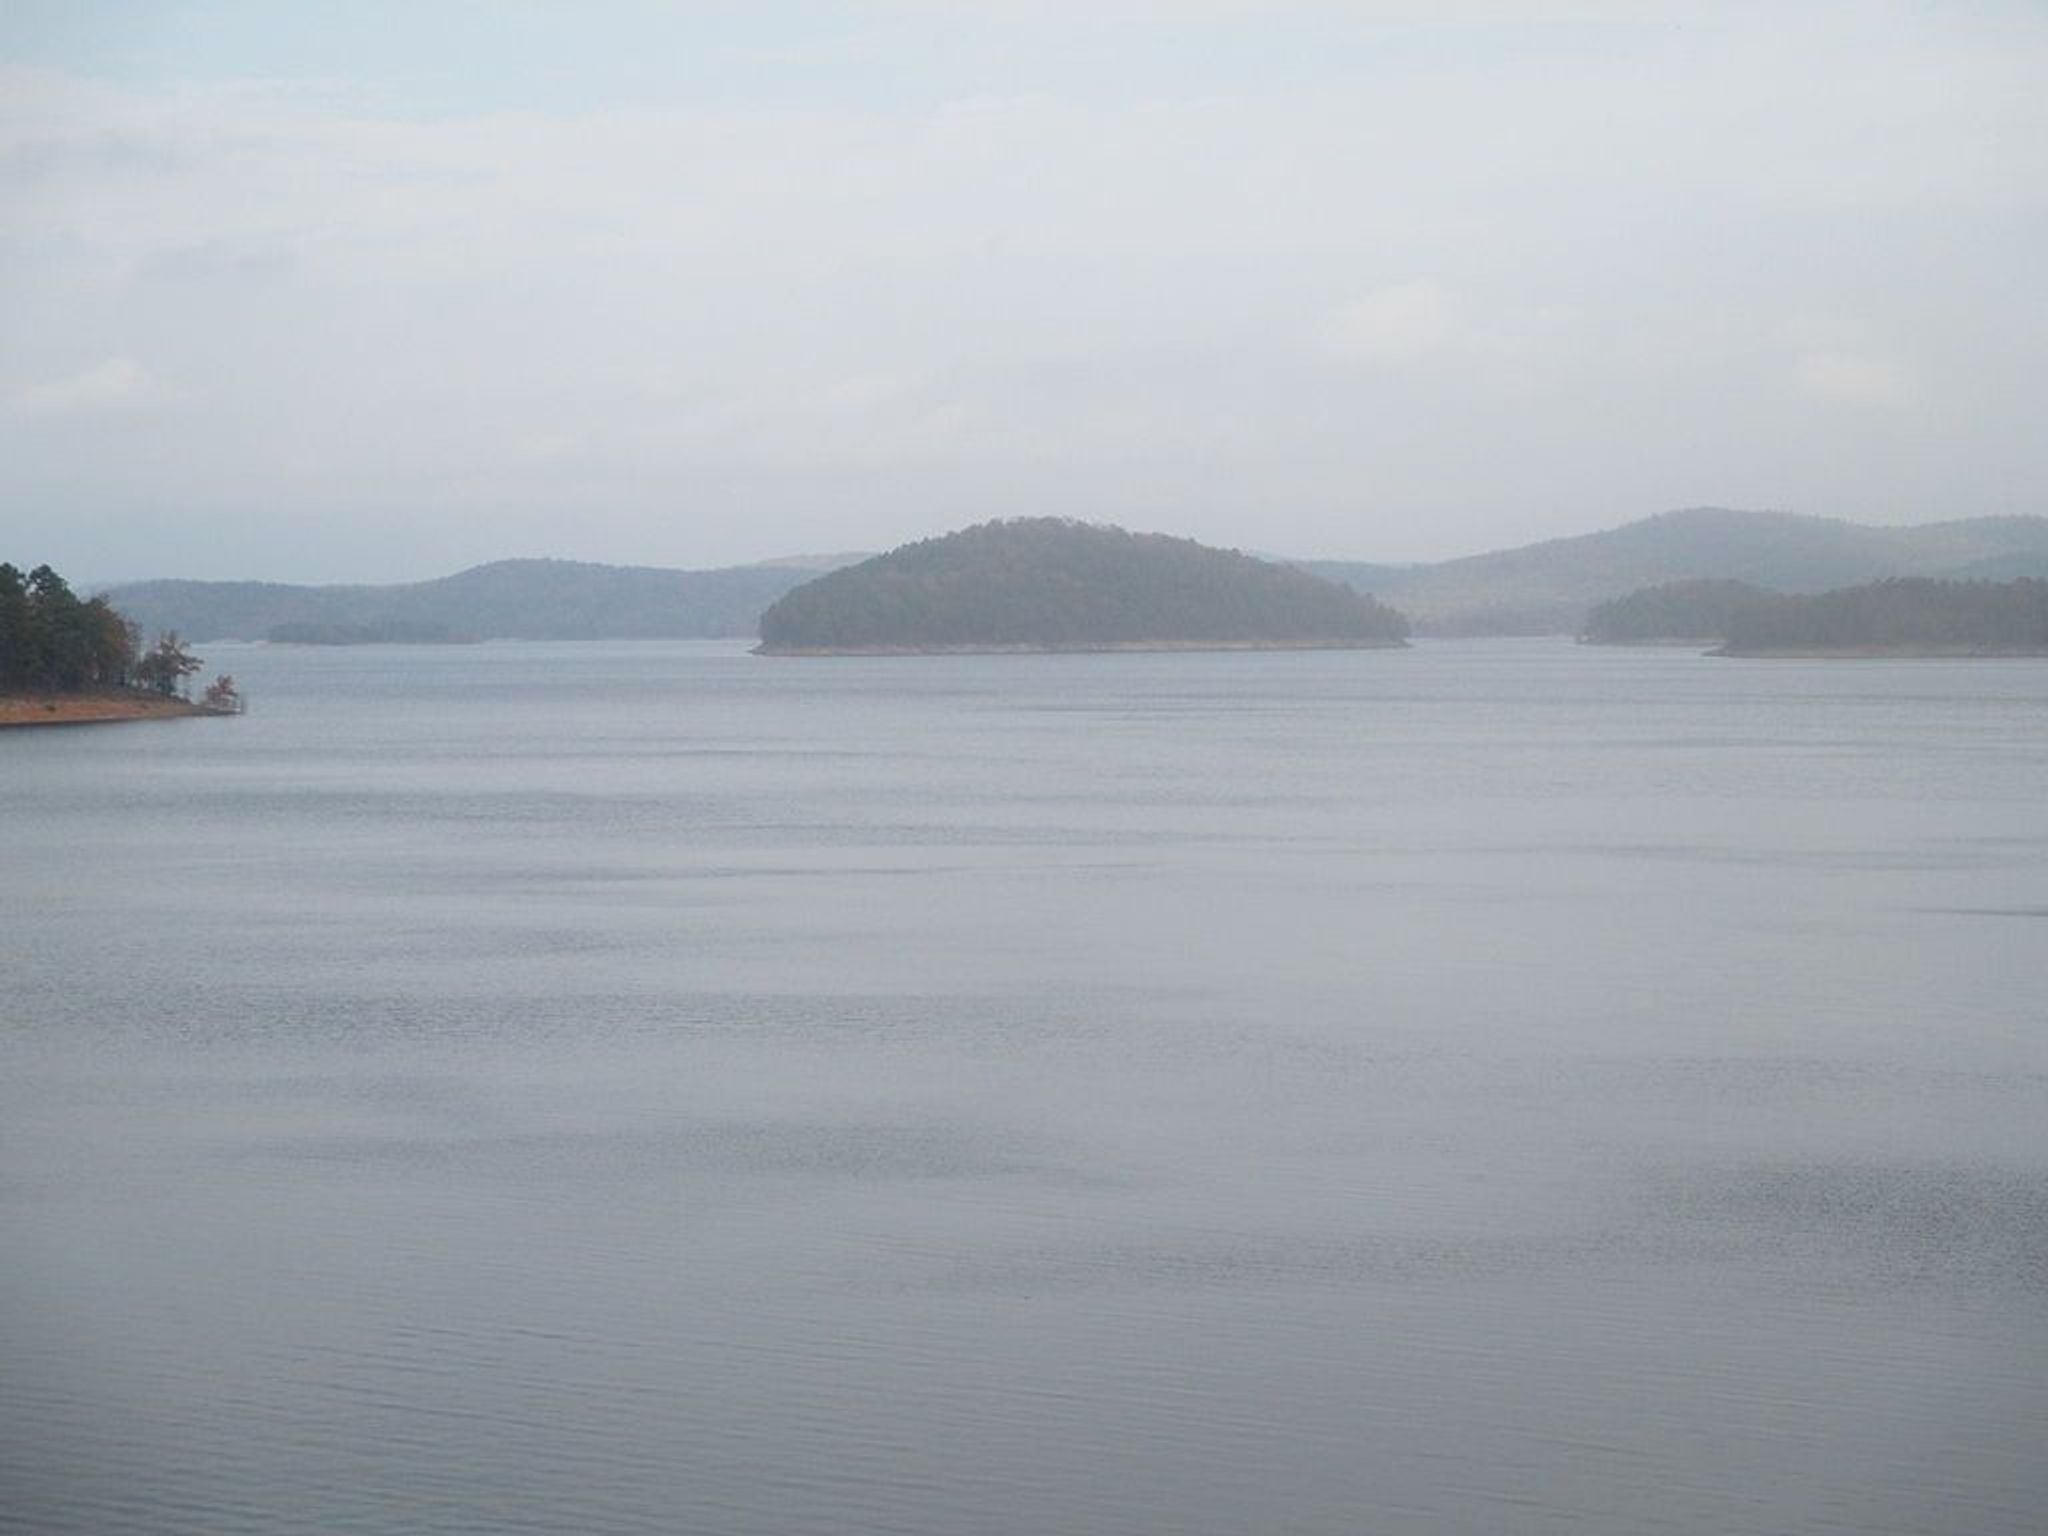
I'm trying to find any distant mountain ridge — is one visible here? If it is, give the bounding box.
[102,555,867,642]
[101,509,2048,643]
[1302,508,2048,634]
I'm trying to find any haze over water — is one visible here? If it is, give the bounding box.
[4,639,2045,1534]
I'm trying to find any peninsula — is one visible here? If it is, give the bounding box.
[1715,577,2048,656]
[1579,579,1774,646]
[1,561,240,727]
[755,519,1410,655]
[0,690,213,727]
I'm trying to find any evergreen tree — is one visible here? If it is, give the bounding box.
[0,563,27,690]
[0,561,158,694]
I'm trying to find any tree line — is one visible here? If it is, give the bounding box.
[1580,580,1773,643]
[1,561,207,696]
[1722,577,2048,653]
[1582,574,2048,652]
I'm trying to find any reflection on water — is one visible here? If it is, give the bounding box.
[4,639,2045,1534]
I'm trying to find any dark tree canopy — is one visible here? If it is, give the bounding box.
[1720,577,2048,653]
[758,519,1410,652]
[0,562,141,692]
[1581,579,1774,644]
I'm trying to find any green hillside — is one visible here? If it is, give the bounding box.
[757,519,1409,653]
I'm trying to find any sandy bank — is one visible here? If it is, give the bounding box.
[0,691,212,727]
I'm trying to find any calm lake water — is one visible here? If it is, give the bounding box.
[4,639,2045,1535]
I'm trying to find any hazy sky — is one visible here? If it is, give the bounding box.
[3,1,2044,582]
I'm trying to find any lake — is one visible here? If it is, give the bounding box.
[3,638,2045,1534]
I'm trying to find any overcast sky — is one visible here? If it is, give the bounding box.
[3,1,2044,582]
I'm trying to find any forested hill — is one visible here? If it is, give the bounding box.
[102,556,861,642]
[1580,579,1773,644]
[1302,509,2048,635]
[1718,578,2048,655]
[756,519,1409,653]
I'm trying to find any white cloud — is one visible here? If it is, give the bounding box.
[1,0,2044,576]
[10,356,174,418]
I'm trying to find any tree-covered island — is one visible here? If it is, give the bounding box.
[0,561,241,725]
[755,519,1410,654]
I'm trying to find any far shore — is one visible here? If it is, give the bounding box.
[754,637,1410,656]
[0,691,213,728]
[1711,644,2048,659]
[1576,637,1724,649]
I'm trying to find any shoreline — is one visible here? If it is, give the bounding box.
[1711,644,2048,659]
[0,691,216,728]
[1576,637,1723,649]
[754,638,1410,656]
